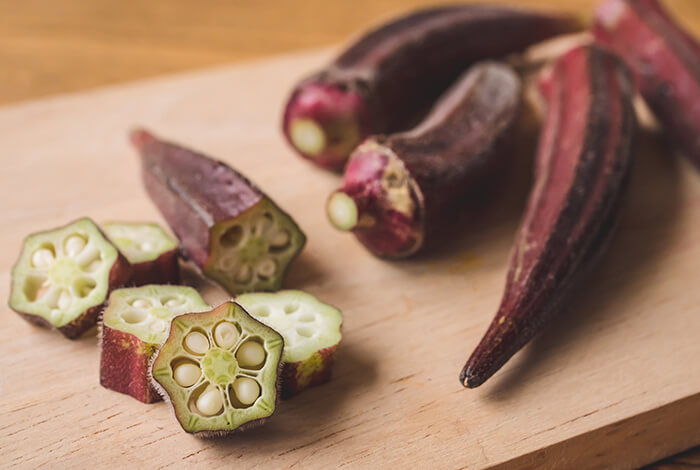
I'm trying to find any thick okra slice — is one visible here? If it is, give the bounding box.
[100,285,209,403]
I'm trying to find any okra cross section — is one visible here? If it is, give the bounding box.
[237,290,343,398]
[132,129,306,295]
[100,285,210,403]
[9,218,131,339]
[103,222,179,286]
[151,301,284,435]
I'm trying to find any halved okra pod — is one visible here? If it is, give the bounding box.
[237,290,342,398]
[150,301,284,436]
[131,129,306,295]
[103,222,179,286]
[282,5,580,171]
[594,0,700,169]
[9,218,132,339]
[327,62,521,258]
[100,285,210,403]
[461,45,637,388]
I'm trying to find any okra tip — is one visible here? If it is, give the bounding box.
[129,127,155,151]
[459,366,484,389]
[326,191,358,232]
[282,81,369,171]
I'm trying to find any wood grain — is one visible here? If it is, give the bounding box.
[1,1,699,468]
[0,47,699,469]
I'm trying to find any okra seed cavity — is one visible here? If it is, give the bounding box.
[235,264,253,284]
[253,214,274,235]
[284,303,299,314]
[233,377,260,405]
[221,225,244,247]
[195,386,223,416]
[64,235,87,257]
[290,118,326,156]
[130,298,151,309]
[236,341,265,368]
[296,326,314,338]
[32,248,55,268]
[173,362,201,387]
[299,313,315,322]
[214,322,239,349]
[163,297,184,308]
[256,258,277,278]
[184,331,210,355]
[121,309,147,324]
[269,230,290,248]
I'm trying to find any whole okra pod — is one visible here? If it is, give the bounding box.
[461,45,637,388]
[594,0,700,168]
[282,5,580,171]
[326,62,521,258]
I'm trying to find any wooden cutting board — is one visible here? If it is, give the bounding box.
[1,48,699,470]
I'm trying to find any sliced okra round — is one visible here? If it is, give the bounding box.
[132,129,306,296]
[237,290,342,398]
[99,285,209,403]
[151,301,284,435]
[9,218,131,339]
[102,222,179,286]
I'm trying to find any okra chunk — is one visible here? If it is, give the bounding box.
[132,129,306,295]
[9,218,131,339]
[151,301,284,435]
[103,222,179,285]
[100,285,209,403]
[237,290,342,398]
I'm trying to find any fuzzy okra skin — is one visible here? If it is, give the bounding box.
[100,285,210,403]
[327,62,521,258]
[103,222,179,286]
[131,129,306,295]
[593,0,700,169]
[460,46,637,389]
[237,290,342,398]
[282,5,580,171]
[150,301,284,436]
[9,218,132,339]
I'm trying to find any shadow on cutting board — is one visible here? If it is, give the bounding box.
[480,127,686,401]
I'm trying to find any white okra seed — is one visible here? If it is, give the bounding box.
[235,264,253,283]
[256,258,277,277]
[132,299,151,309]
[31,249,55,268]
[173,363,201,387]
[184,331,210,355]
[236,341,265,368]
[196,386,223,416]
[214,322,239,349]
[65,236,86,257]
[269,230,290,248]
[233,377,260,405]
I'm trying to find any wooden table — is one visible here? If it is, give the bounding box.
[1,1,699,468]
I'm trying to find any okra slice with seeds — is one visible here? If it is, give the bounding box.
[237,290,342,398]
[100,285,209,403]
[132,129,306,295]
[9,218,131,339]
[151,301,284,436]
[102,222,179,286]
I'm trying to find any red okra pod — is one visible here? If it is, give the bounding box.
[594,0,700,168]
[461,45,637,388]
[326,62,521,258]
[283,5,580,171]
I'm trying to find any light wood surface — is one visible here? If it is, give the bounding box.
[1,45,699,469]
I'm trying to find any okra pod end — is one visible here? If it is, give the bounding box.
[282,81,370,172]
[327,141,424,258]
